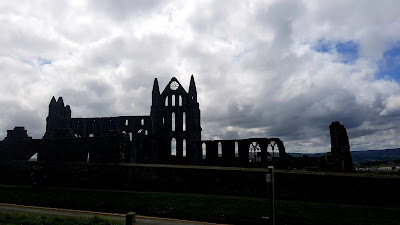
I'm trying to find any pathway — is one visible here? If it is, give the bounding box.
[0,202,225,225]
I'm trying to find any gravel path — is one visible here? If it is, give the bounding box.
[0,202,224,225]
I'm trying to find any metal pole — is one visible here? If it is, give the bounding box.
[267,166,275,225]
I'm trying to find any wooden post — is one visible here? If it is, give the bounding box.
[126,212,136,225]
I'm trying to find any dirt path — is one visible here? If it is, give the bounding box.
[0,202,224,225]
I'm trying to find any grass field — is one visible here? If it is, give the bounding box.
[0,212,122,225]
[0,185,399,225]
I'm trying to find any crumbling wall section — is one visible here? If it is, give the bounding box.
[201,138,289,168]
[0,127,37,163]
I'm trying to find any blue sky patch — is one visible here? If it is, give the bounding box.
[335,41,359,63]
[376,45,400,82]
[314,40,332,53]
[314,40,359,64]
[37,57,52,66]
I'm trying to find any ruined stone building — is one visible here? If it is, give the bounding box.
[0,76,288,168]
[0,76,353,172]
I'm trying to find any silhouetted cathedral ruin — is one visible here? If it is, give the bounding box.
[0,76,353,172]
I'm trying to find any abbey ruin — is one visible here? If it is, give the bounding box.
[0,76,353,172]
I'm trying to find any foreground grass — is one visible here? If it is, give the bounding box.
[0,212,122,225]
[0,185,399,225]
[277,201,400,225]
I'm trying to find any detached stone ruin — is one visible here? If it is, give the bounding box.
[328,121,355,172]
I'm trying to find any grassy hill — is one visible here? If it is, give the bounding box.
[289,149,400,163]
[351,148,400,163]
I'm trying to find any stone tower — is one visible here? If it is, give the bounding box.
[150,76,202,165]
[329,121,354,172]
[44,96,71,138]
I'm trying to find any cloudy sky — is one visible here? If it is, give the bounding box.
[0,0,400,153]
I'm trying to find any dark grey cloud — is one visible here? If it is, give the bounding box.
[90,0,165,20]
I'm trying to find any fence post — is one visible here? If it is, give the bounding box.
[126,212,136,225]
[267,166,275,225]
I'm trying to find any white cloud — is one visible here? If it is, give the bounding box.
[1,0,400,153]
[380,95,400,116]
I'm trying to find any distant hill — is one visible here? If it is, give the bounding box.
[289,153,324,158]
[289,149,400,163]
[350,148,400,163]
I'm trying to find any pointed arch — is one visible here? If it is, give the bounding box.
[249,142,261,162]
[269,141,277,158]
[172,94,175,106]
[165,96,168,106]
[28,153,38,162]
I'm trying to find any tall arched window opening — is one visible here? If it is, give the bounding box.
[172,112,175,131]
[235,141,239,157]
[183,112,186,131]
[202,143,207,159]
[171,138,176,156]
[183,139,186,157]
[218,142,222,157]
[249,142,261,162]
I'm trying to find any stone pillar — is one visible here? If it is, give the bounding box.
[329,121,355,172]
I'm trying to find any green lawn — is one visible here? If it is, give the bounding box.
[0,185,399,225]
[0,212,122,225]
